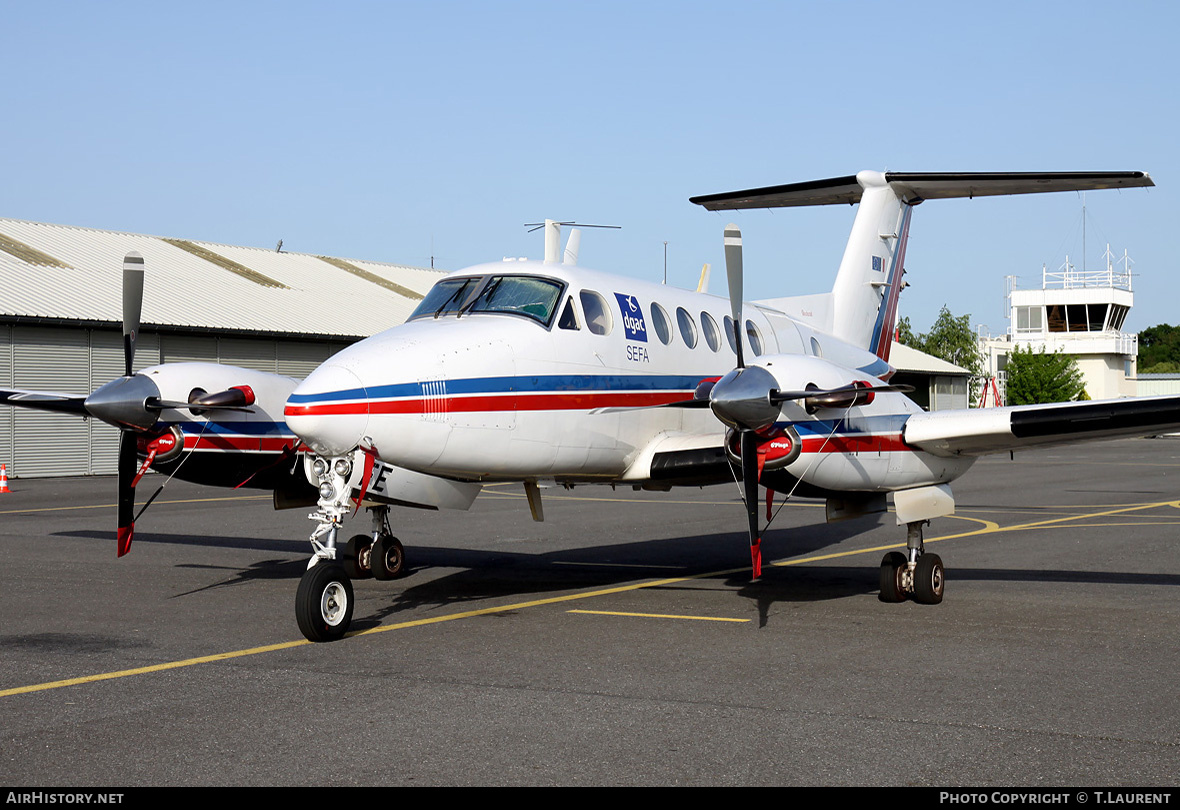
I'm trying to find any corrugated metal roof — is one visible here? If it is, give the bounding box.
[0,218,443,338]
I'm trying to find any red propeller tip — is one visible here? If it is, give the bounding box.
[117,525,133,557]
[750,537,762,580]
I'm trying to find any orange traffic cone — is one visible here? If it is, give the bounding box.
[0,464,9,493]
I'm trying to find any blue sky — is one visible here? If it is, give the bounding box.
[3,0,1176,334]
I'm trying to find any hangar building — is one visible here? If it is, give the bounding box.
[0,218,442,478]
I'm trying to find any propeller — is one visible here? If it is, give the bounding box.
[109,252,148,555]
[0,253,264,555]
[706,225,914,579]
[69,253,254,555]
[709,225,769,578]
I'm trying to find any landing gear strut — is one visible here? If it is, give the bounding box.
[879,521,944,604]
[295,453,414,641]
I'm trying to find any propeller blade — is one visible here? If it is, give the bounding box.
[122,252,145,378]
[723,224,745,369]
[116,431,137,556]
[739,430,762,579]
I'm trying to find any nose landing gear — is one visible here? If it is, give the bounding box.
[295,453,408,642]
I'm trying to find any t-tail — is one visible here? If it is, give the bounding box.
[690,170,1154,359]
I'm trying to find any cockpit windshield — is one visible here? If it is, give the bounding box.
[409,275,565,326]
[467,276,563,324]
[410,276,482,320]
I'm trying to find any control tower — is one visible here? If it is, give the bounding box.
[980,245,1137,402]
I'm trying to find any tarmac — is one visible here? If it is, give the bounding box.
[1,437,1178,786]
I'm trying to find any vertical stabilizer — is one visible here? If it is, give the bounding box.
[830,171,913,360]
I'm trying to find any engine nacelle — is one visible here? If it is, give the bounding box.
[725,426,802,471]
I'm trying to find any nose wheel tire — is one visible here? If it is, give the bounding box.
[296,564,354,642]
[912,553,945,605]
[371,534,405,580]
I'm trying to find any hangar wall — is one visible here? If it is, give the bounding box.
[0,216,443,479]
[0,323,353,478]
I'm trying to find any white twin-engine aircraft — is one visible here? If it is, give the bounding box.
[4,170,1174,643]
[280,169,1180,641]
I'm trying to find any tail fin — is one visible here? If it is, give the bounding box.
[691,170,1153,359]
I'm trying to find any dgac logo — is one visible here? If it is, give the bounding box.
[614,293,648,342]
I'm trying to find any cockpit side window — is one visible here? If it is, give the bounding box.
[580,290,613,335]
[558,296,580,330]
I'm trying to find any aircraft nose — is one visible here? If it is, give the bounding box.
[284,363,370,457]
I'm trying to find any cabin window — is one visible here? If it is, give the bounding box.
[723,316,738,354]
[410,276,483,320]
[745,320,764,356]
[468,275,565,326]
[558,296,580,330]
[810,336,822,357]
[676,306,697,348]
[580,290,613,335]
[701,312,722,352]
[650,302,672,345]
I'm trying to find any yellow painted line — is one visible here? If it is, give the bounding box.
[1,572,730,698]
[6,497,1177,698]
[568,609,749,623]
[0,640,308,698]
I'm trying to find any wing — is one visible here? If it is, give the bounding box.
[903,396,1180,457]
[0,388,89,415]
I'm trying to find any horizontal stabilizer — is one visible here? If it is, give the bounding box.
[690,171,1154,210]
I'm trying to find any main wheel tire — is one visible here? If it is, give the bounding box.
[343,534,373,580]
[371,534,405,581]
[878,551,908,603]
[912,553,945,605]
[296,563,354,642]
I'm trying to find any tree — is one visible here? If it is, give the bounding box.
[1004,344,1086,405]
[1137,323,1180,372]
[897,306,983,376]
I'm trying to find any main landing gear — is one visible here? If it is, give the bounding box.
[879,520,944,605]
[296,453,406,642]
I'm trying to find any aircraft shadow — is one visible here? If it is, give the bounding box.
[57,525,1180,634]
